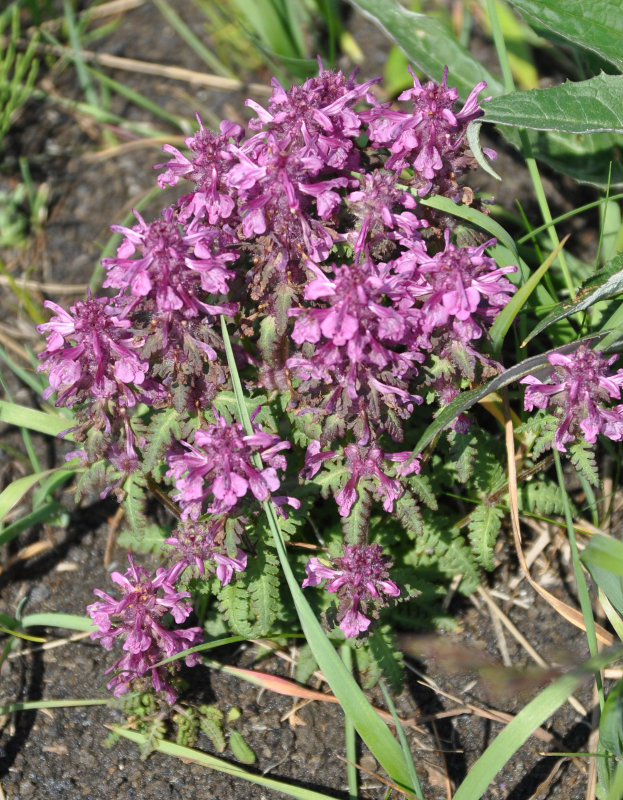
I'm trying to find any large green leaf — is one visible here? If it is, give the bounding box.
[523,252,623,345]
[483,73,623,134]
[348,0,504,99]
[506,0,623,72]
[505,126,623,187]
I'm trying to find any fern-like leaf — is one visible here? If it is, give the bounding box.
[198,705,226,753]
[123,472,149,539]
[467,502,504,570]
[366,624,404,693]
[142,408,181,474]
[518,478,565,516]
[569,439,599,486]
[246,545,280,636]
[394,490,423,539]
[341,490,372,545]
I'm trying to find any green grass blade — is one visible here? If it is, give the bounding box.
[340,643,359,800]
[380,680,424,800]
[20,612,95,631]
[0,500,64,547]
[112,726,339,800]
[452,649,623,800]
[0,699,107,715]
[152,0,235,78]
[219,317,414,793]
[0,467,76,524]
[0,399,75,439]
[488,235,568,354]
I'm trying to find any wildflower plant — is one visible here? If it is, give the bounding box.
[34,63,529,699]
[5,0,623,797]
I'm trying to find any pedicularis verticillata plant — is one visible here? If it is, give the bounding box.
[37,66,623,703]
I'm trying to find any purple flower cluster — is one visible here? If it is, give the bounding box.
[165,519,247,584]
[87,556,203,704]
[166,409,295,520]
[37,64,518,670]
[521,345,623,451]
[302,544,400,637]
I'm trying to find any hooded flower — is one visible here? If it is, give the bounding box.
[166,519,247,584]
[37,295,149,409]
[521,345,623,451]
[166,409,293,520]
[302,543,400,637]
[87,556,203,704]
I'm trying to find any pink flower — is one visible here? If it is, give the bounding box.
[521,345,623,451]
[166,410,292,520]
[166,520,247,584]
[87,556,203,704]
[37,295,149,409]
[302,544,400,638]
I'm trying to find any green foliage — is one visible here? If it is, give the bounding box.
[0,5,39,148]
[174,708,200,748]
[598,679,623,794]
[122,472,149,539]
[466,502,504,570]
[198,705,226,753]
[142,408,183,475]
[357,625,404,693]
[517,477,565,516]
[218,544,281,636]
[117,522,169,555]
[483,73,623,135]
[568,439,599,486]
[229,730,257,764]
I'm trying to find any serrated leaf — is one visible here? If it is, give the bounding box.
[199,705,226,753]
[348,0,504,100]
[142,408,181,474]
[341,491,371,544]
[367,626,404,693]
[123,472,148,539]
[228,731,256,765]
[523,252,623,345]
[117,523,168,555]
[506,0,623,72]
[247,547,280,636]
[568,439,599,486]
[467,503,504,570]
[483,73,623,135]
[394,491,423,539]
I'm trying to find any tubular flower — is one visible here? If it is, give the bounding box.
[37,295,148,409]
[521,345,623,451]
[102,207,237,316]
[287,258,424,437]
[302,544,400,638]
[166,410,293,520]
[166,520,247,584]
[398,230,516,346]
[363,66,490,196]
[87,556,203,704]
